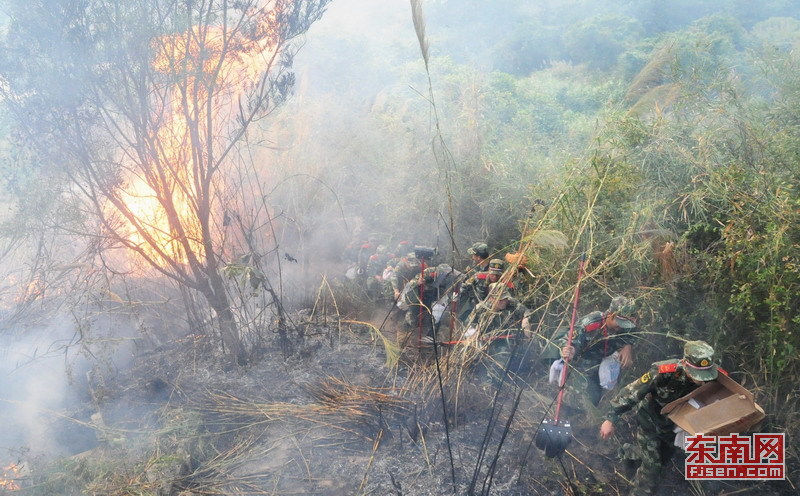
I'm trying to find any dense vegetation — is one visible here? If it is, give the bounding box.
[273,0,800,476]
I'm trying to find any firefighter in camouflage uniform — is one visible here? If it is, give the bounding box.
[402,266,441,334]
[546,296,639,405]
[380,241,414,303]
[456,243,492,322]
[599,340,727,494]
[365,245,392,301]
[465,282,532,381]
[389,253,421,301]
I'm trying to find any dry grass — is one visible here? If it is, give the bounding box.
[624,43,675,104]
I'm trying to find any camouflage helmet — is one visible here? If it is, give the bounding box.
[467,242,489,259]
[376,244,387,255]
[682,340,718,382]
[486,282,512,301]
[488,258,505,273]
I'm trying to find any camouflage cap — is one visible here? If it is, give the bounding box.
[404,253,420,267]
[608,296,636,317]
[467,242,489,258]
[486,282,512,300]
[436,263,454,273]
[488,258,505,273]
[682,340,718,382]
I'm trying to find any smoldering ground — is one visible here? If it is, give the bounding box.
[0,318,95,457]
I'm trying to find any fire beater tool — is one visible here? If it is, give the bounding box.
[535,254,586,458]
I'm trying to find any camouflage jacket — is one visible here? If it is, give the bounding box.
[460,272,491,303]
[605,359,712,426]
[460,271,512,301]
[403,277,443,308]
[366,252,393,277]
[390,259,422,292]
[356,242,377,269]
[467,299,529,335]
[555,311,637,363]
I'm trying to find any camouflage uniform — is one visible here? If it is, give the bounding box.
[460,259,514,315]
[466,282,531,381]
[546,296,638,405]
[390,253,422,297]
[485,258,507,285]
[456,244,493,322]
[457,272,490,318]
[342,241,360,264]
[356,237,379,275]
[381,241,413,302]
[402,267,447,334]
[366,246,391,276]
[365,245,393,299]
[504,251,542,308]
[604,341,724,494]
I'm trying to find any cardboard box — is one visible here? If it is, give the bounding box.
[660,373,765,435]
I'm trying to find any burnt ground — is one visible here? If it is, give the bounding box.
[31,303,796,496]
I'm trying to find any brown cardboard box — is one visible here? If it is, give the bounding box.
[660,373,765,435]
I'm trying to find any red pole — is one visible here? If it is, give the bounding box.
[417,259,427,347]
[553,255,586,423]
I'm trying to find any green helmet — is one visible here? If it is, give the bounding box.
[467,242,489,259]
[682,340,718,382]
[488,258,505,273]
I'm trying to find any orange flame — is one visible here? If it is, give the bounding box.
[0,463,20,491]
[117,177,201,266]
[116,9,280,268]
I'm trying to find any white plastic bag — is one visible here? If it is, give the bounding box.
[431,303,446,323]
[397,282,414,310]
[673,425,689,450]
[549,359,565,385]
[599,351,622,389]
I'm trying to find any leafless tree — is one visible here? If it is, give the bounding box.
[1,0,331,365]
